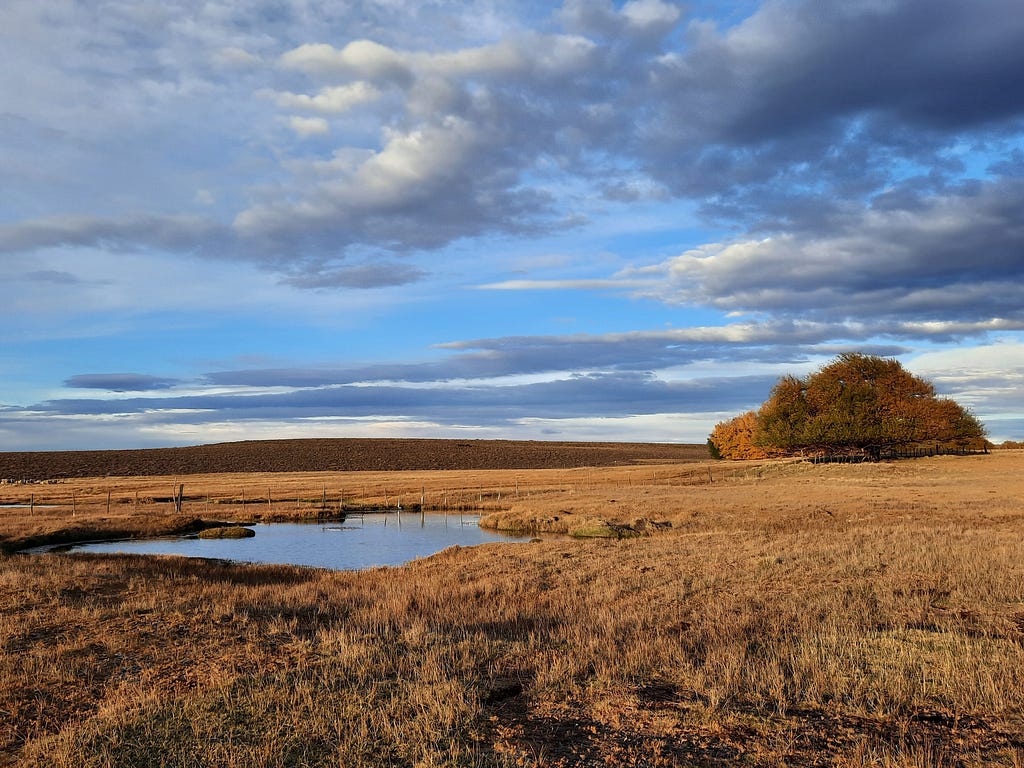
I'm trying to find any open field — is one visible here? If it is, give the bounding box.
[0,438,708,481]
[1,442,1023,766]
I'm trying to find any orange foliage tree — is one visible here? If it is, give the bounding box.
[708,411,772,460]
[708,354,987,459]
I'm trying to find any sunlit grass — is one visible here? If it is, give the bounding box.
[2,452,1023,764]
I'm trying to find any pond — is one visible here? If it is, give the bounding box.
[44,512,532,570]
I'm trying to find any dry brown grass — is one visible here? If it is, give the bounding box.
[1,452,1023,765]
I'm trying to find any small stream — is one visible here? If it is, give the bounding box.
[40,512,532,570]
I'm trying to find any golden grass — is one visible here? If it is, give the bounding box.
[1,452,1023,765]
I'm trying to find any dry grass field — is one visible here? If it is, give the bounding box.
[1,443,1022,766]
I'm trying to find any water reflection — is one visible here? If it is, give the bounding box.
[51,513,530,570]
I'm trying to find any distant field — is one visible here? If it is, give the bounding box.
[0,438,708,480]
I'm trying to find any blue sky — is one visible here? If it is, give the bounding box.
[3,0,1024,450]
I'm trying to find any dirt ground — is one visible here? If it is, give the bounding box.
[0,438,708,481]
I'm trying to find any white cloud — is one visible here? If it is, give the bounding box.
[280,40,412,82]
[287,115,330,137]
[212,46,262,69]
[271,82,380,114]
[628,178,1024,326]
[621,0,683,31]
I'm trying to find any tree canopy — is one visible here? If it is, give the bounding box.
[709,354,987,460]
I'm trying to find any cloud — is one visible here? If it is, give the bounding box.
[237,31,604,258]
[280,40,413,83]
[196,322,909,393]
[64,374,180,392]
[642,0,1024,206]
[5,0,1024,293]
[479,278,653,291]
[287,116,330,137]
[561,0,682,43]
[629,177,1024,327]
[280,262,426,289]
[21,270,84,285]
[0,214,226,256]
[27,372,777,426]
[270,82,380,115]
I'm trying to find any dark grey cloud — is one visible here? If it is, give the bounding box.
[202,324,909,389]
[64,374,180,392]
[280,262,426,289]
[22,270,84,285]
[28,372,777,425]
[635,176,1024,327]
[642,0,1024,218]
[0,215,227,256]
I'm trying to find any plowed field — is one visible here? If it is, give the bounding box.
[0,438,706,480]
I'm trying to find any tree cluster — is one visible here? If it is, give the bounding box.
[709,354,987,460]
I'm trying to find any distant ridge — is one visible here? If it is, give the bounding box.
[0,438,707,480]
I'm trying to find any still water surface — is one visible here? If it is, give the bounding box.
[57,513,531,570]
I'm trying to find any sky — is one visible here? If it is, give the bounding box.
[2,0,1024,451]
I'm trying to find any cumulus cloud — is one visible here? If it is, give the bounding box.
[270,82,380,114]
[280,40,413,83]
[287,116,330,137]
[5,0,1024,291]
[642,0,1024,208]
[629,177,1024,326]
[237,31,603,258]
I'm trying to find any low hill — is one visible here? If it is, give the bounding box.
[0,438,707,480]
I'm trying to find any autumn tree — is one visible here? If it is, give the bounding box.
[709,411,771,460]
[709,353,987,459]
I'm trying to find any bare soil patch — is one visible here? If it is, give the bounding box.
[0,438,707,481]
